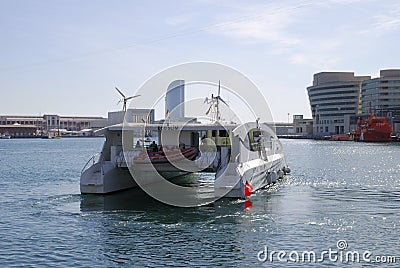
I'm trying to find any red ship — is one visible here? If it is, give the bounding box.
[352,113,392,142]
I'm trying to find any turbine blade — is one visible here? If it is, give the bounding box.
[126,94,141,101]
[115,87,125,98]
[217,96,228,106]
[205,105,212,115]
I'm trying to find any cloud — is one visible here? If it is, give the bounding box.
[214,3,304,48]
[291,37,343,65]
[209,1,344,67]
[207,0,400,68]
[371,4,400,31]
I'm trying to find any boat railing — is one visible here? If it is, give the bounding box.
[81,152,103,174]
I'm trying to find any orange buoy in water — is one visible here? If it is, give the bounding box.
[244,181,253,197]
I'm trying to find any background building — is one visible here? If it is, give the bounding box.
[0,125,37,138]
[292,115,313,137]
[274,122,293,136]
[59,116,107,132]
[0,114,108,137]
[361,69,400,134]
[307,72,371,137]
[308,69,400,137]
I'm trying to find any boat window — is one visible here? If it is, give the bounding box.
[200,130,207,140]
[219,130,229,137]
[253,130,261,141]
[212,130,217,137]
[247,129,262,151]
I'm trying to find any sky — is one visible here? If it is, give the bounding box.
[1,0,400,122]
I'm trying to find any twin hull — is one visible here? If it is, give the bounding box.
[81,153,287,198]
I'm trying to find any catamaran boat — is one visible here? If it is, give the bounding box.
[81,78,290,201]
[80,120,290,199]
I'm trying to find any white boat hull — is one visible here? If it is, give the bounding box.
[214,153,286,198]
[80,162,137,194]
[80,160,194,194]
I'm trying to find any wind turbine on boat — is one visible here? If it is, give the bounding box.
[115,87,141,112]
[204,80,228,122]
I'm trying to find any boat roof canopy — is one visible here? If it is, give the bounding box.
[94,122,239,135]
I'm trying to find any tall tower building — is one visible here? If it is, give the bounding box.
[165,80,185,120]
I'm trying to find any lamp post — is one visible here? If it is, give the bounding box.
[141,118,146,151]
[388,112,394,135]
[315,105,319,135]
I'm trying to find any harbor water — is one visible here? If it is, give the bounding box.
[0,138,399,266]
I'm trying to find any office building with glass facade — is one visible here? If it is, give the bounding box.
[308,69,400,137]
[307,72,370,136]
[361,70,400,134]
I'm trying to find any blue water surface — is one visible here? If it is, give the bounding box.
[0,138,399,267]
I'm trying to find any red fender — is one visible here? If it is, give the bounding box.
[244,182,253,197]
